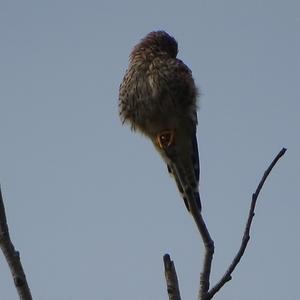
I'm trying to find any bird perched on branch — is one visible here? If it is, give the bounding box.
[119,31,201,212]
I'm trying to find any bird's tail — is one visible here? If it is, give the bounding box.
[167,156,201,213]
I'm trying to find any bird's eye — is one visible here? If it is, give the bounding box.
[156,130,175,149]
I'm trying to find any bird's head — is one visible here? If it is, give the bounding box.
[130,31,178,61]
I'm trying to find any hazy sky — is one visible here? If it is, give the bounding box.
[0,1,299,299]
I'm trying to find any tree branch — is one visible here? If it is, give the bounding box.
[207,147,287,299]
[184,188,214,300]
[163,254,181,300]
[0,186,33,300]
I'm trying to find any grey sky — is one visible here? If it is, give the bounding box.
[0,1,299,299]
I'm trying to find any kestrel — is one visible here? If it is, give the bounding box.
[119,31,201,212]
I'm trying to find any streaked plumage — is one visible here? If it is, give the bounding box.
[119,31,201,212]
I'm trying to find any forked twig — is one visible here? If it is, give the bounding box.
[163,148,286,300]
[207,147,287,299]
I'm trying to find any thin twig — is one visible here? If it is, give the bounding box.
[190,204,214,300]
[0,186,33,300]
[163,254,181,300]
[207,147,287,299]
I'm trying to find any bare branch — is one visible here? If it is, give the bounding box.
[163,254,181,300]
[183,188,214,300]
[207,147,287,299]
[0,186,33,300]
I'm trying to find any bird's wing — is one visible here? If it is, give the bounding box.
[191,124,200,183]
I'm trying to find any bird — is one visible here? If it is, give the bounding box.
[119,31,201,213]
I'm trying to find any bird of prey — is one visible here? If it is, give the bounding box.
[119,31,201,213]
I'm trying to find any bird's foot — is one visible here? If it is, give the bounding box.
[156,130,175,149]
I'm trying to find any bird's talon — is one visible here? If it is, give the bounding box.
[156,130,175,149]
